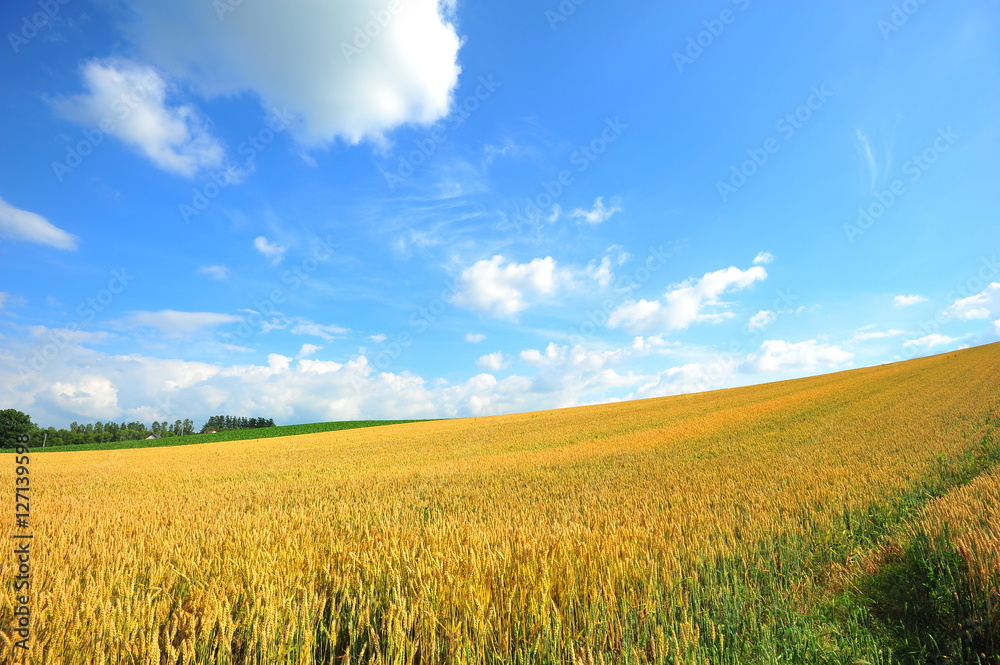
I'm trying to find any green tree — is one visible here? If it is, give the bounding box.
[0,409,36,448]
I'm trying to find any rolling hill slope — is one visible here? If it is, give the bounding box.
[3,343,999,663]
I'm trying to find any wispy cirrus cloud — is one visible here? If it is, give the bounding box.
[849,327,905,343]
[570,196,622,225]
[198,265,229,280]
[0,196,78,250]
[121,310,241,337]
[856,128,878,189]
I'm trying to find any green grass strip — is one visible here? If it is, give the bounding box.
[31,419,438,453]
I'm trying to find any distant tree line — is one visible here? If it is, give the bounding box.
[0,409,278,447]
[201,416,276,432]
[0,409,197,447]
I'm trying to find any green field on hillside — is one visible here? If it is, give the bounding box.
[31,419,434,452]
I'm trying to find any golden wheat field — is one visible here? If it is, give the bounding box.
[924,466,1000,603]
[2,343,1000,664]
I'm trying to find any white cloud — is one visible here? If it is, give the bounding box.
[0,293,25,313]
[476,351,509,371]
[199,265,229,280]
[483,142,516,163]
[609,245,630,266]
[452,255,565,319]
[586,256,614,288]
[254,236,287,265]
[634,360,736,399]
[0,197,78,250]
[296,343,322,358]
[368,333,388,343]
[0,340,548,426]
[25,326,116,346]
[753,251,774,265]
[54,59,225,177]
[570,197,621,225]
[464,333,486,343]
[609,264,767,333]
[947,283,1000,320]
[748,310,776,331]
[219,343,253,353]
[742,340,853,374]
[268,353,292,372]
[256,317,348,341]
[122,310,241,337]
[517,342,639,406]
[519,342,628,370]
[0,322,868,430]
[291,321,347,340]
[894,294,927,308]
[49,375,120,420]
[849,328,905,343]
[117,0,462,146]
[630,335,679,354]
[903,334,962,351]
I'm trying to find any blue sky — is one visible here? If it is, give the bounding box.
[1,0,998,428]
